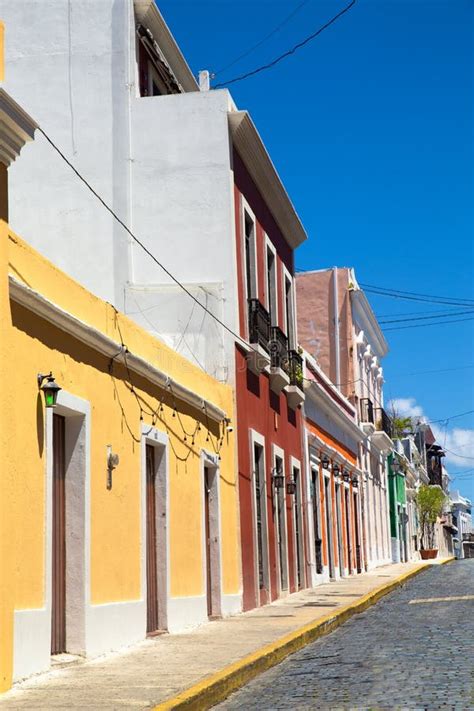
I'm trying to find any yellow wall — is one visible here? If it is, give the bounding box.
[0,223,241,688]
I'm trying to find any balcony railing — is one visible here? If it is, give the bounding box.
[269,326,289,370]
[375,407,393,438]
[360,398,374,424]
[248,299,270,353]
[288,350,303,388]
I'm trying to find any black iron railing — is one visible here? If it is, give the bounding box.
[360,398,374,424]
[248,299,270,353]
[269,326,289,370]
[288,350,303,388]
[375,407,393,438]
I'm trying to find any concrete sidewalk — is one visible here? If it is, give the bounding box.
[0,561,449,710]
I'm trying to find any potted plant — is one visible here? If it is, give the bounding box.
[415,484,447,559]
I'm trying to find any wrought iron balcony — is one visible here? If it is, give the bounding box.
[269,326,289,371]
[360,398,374,424]
[248,299,270,353]
[375,407,393,438]
[288,350,303,388]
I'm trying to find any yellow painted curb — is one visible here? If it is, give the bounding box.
[153,564,434,711]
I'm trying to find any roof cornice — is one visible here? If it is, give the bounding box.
[350,287,388,358]
[134,0,199,92]
[228,110,307,250]
[0,89,37,166]
[9,276,226,422]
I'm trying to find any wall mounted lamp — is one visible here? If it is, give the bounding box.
[342,469,351,483]
[351,473,359,488]
[272,466,284,490]
[37,372,61,408]
[286,477,297,496]
[321,456,330,470]
[332,462,340,475]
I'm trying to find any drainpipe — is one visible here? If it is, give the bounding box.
[332,267,341,388]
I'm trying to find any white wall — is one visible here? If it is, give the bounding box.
[1,1,240,382]
[127,89,238,380]
[1,0,133,308]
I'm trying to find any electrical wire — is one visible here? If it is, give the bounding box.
[382,315,474,332]
[359,282,474,306]
[213,0,312,77]
[37,126,263,362]
[379,309,474,325]
[213,0,356,89]
[363,287,474,309]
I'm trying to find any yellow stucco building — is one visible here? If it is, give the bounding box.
[0,88,241,691]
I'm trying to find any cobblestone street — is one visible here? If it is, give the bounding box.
[217,560,474,710]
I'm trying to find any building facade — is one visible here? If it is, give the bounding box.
[296,267,393,570]
[450,490,473,559]
[303,354,365,584]
[0,91,241,691]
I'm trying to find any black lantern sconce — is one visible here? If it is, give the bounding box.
[342,469,351,483]
[37,372,61,408]
[351,473,359,488]
[321,456,330,470]
[332,462,340,475]
[286,476,297,496]
[391,457,401,474]
[272,465,284,490]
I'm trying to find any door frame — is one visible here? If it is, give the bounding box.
[272,444,289,596]
[200,450,222,619]
[324,472,336,580]
[289,456,304,591]
[249,429,270,606]
[46,391,90,657]
[141,425,169,633]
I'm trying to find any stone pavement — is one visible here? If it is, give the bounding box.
[0,561,437,710]
[218,559,474,710]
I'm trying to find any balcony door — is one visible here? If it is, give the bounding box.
[51,414,66,655]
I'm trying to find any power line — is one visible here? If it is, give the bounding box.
[379,309,474,325]
[398,364,474,377]
[213,0,312,77]
[427,409,474,425]
[213,0,356,89]
[38,126,256,358]
[360,282,474,306]
[382,315,474,332]
[364,287,474,309]
[444,447,474,461]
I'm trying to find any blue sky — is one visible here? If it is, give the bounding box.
[159,0,474,499]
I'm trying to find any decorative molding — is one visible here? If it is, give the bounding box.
[0,88,37,166]
[9,276,226,422]
[228,111,307,249]
[133,0,198,92]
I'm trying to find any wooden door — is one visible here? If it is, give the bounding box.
[51,414,66,655]
[293,468,302,589]
[204,468,213,617]
[312,471,323,574]
[324,477,335,579]
[353,491,362,573]
[146,445,159,634]
[345,488,352,574]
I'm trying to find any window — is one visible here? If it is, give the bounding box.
[265,242,278,326]
[242,203,258,305]
[283,271,296,348]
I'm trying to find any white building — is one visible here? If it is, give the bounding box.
[0,0,305,384]
[450,490,473,559]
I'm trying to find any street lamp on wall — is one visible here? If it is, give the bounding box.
[286,476,297,496]
[272,466,284,490]
[37,372,61,408]
[391,457,401,474]
[321,456,330,470]
[342,469,351,483]
[351,473,359,488]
